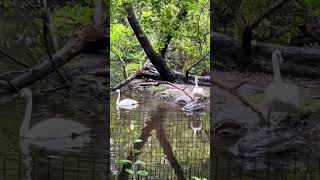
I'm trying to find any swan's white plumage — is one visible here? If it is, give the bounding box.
[25,118,90,138]
[18,88,90,139]
[263,50,299,126]
[264,82,299,112]
[192,77,204,99]
[116,89,138,109]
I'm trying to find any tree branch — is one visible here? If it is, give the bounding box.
[0,49,30,69]
[212,78,267,124]
[241,0,293,56]
[126,4,174,81]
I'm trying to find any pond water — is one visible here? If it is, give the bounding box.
[0,90,107,180]
[213,71,320,180]
[0,4,108,180]
[110,92,210,179]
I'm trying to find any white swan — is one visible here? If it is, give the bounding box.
[17,88,90,139]
[190,120,202,136]
[263,50,299,127]
[116,89,138,110]
[192,76,204,99]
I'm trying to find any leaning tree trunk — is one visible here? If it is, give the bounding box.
[213,32,320,78]
[126,4,174,81]
[0,19,108,94]
[240,0,293,66]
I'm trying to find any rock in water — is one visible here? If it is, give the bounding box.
[230,127,307,157]
[182,100,205,112]
[175,95,192,105]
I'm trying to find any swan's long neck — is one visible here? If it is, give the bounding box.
[116,91,121,104]
[195,77,198,88]
[272,57,282,83]
[20,95,32,137]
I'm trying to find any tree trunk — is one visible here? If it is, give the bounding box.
[213,32,320,78]
[126,4,174,81]
[0,20,108,94]
[240,0,293,65]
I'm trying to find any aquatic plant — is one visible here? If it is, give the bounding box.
[118,122,148,179]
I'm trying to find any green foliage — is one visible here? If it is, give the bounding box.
[53,4,93,36]
[111,0,210,79]
[118,121,149,180]
[216,0,320,44]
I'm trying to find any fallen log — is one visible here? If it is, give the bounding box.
[112,67,266,125]
[213,32,320,78]
[0,20,108,94]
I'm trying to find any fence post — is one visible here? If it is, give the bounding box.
[48,156,50,180]
[3,154,6,180]
[18,154,21,179]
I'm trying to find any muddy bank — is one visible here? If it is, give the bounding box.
[122,78,210,112]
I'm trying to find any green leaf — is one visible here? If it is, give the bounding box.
[134,139,143,143]
[130,123,135,130]
[131,149,140,155]
[191,177,201,180]
[118,159,132,164]
[137,170,148,176]
[134,160,146,166]
[125,168,134,175]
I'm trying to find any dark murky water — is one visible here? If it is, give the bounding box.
[213,71,320,180]
[0,91,107,180]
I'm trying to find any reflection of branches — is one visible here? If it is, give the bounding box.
[118,113,186,180]
[156,124,186,180]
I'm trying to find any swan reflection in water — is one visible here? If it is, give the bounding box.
[190,119,202,137]
[15,88,91,180]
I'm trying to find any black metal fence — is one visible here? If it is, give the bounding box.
[110,110,210,179]
[0,154,109,180]
[212,155,320,180]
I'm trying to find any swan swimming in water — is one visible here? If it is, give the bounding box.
[17,88,90,139]
[116,89,138,110]
[192,77,204,99]
[263,50,299,127]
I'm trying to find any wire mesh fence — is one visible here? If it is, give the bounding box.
[110,110,210,179]
[212,154,320,180]
[0,154,109,180]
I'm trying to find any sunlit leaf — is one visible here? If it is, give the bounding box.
[134,160,146,166]
[137,170,148,176]
[134,139,143,143]
[125,168,134,175]
[118,159,132,164]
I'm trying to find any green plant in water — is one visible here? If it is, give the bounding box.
[118,122,148,179]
